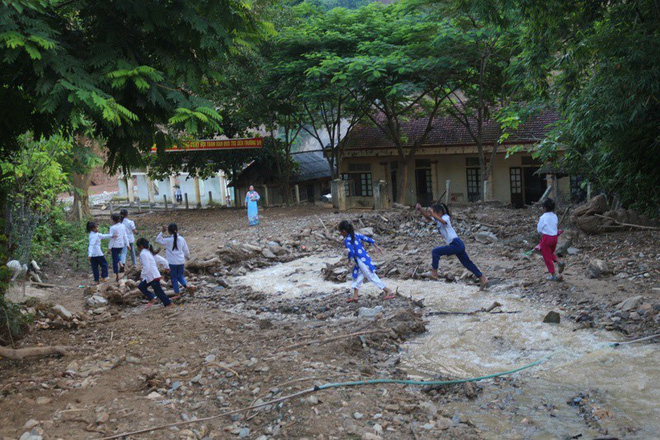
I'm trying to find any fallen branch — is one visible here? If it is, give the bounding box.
[594,214,660,231]
[285,329,390,350]
[0,345,70,360]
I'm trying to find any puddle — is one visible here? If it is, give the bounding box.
[401,282,660,439]
[233,256,660,438]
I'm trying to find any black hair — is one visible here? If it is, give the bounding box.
[86,221,97,233]
[168,223,179,250]
[338,220,355,243]
[543,198,555,212]
[120,209,128,219]
[431,202,451,217]
[136,237,157,254]
[111,213,121,224]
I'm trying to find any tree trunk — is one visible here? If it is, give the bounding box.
[71,170,92,220]
[396,158,410,205]
[0,344,69,360]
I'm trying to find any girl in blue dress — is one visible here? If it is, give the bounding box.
[338,220,395,303]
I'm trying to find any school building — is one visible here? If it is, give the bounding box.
[336,111,579,208]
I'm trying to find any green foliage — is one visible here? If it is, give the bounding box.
[31,205,90,271]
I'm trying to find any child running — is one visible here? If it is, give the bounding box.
[120,209,137,266]
[155,223,195,299]
[109,213,129,282]
[338,220,394,303]
[416,203,488,289]
[87,221,111,284]
[537,198,565,281]
[136,238,171,307]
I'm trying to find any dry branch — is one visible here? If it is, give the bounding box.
[285,329,390,350]
[594,214,660,231]
[0,345,69,360]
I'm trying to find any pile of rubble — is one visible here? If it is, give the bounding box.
[573,195,659,235]
[26,302,88,330]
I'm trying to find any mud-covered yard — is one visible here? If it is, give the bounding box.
[1,204,659,439]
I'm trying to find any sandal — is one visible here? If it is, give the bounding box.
[346,297,358,303]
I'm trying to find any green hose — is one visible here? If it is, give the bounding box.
[316,354,551,391]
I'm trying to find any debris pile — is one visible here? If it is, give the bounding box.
[28,303,87,330]
[573,195,659,235]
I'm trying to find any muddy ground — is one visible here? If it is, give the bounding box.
[1,204,658,439]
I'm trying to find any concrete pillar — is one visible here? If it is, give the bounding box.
[373,180,389,210]
[146,176,155,204]
[331,179,347,211]
[194,176,201,208]
[263,185,270,207]
[218,172,228,206]
[169,176,176,203]
[126,177,134,203]
[135,174,150,202]
[117,177,128,200]
[445,179,451,205]
[294,184,300,204]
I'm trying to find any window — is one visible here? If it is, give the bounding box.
[341,172,373,197]
[466,167,481,202]
[510,167,522,194]
[570,174,587,203]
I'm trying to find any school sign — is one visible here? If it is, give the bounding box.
[150,137,263,153]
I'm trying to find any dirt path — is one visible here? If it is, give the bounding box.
[1,205,658,439]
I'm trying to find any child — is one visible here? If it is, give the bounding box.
[338,220,394,303]
[136,238,171,307]
[537,198,565,281]
[109,213,128,282]
[416,202,488,290]
[120,209,137,266]
[87,221,111,283]
[155,223,195,299]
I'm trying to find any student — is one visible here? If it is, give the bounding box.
[175,186,183,203]
[136,238,171,307]
[338,220,395,303]
[537,198,565,281]
[155,223,195,298]
[416,202,488,290]
[109,213,128,282]
[120,209,137,266]
[87,221,111,284]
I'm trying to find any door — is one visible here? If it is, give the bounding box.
[415,168,433,206]
[390,168,398,203]
[466,168,481,202]
[523,167,547,205]
[510,167,523,208]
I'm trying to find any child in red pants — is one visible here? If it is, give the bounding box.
[537,199,565,281]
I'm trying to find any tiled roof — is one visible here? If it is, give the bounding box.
[344,110,560,149]
[292,151,331,182]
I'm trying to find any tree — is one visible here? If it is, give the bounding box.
[335,2,463,204]
[505,0,660,214]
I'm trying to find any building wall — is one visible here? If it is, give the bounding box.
[340,151,572,207]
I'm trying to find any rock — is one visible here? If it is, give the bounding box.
[419,401,438,418]
[23,419,39,430]
[96,412,109,424]
[191,374,202,384]
[19,432,42,440]
[543,311,561,324]
[86,295,108,307]
[357,227,374,236]
[146,392,163,400]
[474,231,498,244]
[437,416,452,430]
[262,248,277,259]
[35,397,51,405]
[205,354,216,363]
[464,382,475,398]
[267,242,286,256]
[239,427,250,438]
[629,312,642,321]
[307,396,319,405]
[618,295,643,312]
[353,412,364,419]
[358,306,383,318]
[567,247,580,255]
[587,259,611,278]
[373,423,383,435]
[423,422,435,430]
[361,434,382,440]
[52,305,73,320]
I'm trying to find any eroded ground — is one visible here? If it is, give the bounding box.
[1,204,659,439]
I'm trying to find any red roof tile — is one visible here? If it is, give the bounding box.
[344,110,560,149]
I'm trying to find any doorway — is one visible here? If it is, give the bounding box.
[415,167,433,206]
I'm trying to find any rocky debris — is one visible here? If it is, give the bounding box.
[573,195,659,234]
[322,260,349,282]
[543,311,561,324]
[474,231,498,244]
[358,306,383,319]
[587,259,611,279]
[51,304,73,320]
[262,248,277,259]
[617,295,643,312]
[86,295,108,307]
[357,227,374,236]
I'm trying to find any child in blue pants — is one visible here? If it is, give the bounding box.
[417,202,488,290]
[87,221,110,283]
[136,238,171,307]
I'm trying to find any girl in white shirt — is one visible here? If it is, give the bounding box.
[109,213,128,281]
[537,198,565,281]
[417,202,488,290]
[155,223,195,299]
[86,221,111,283]
[136,238,171,307]
[120,209,137,266]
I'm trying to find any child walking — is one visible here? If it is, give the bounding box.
[87,221,111,284]
[338,220,394,303]
[155,223,195,299]
[416,203,488,289]
[109,213,128,282]
[120,209,137,266]
[537,198,565,281]
[136,238,171,307]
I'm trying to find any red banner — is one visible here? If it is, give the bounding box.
[150,137,263,153]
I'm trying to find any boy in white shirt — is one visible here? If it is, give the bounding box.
[120,209,137,266]
[135,238,171,307]
[537,198,565,281]
[109,213,128,282]
[86,221,111,283]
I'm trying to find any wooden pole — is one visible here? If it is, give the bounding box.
[185,193,189,210]
[137,197,142,213]
[208,191,213,206]
[445,180,451,204]
[163,195,168,212]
